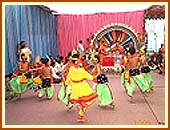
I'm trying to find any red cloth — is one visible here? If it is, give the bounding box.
[102,55,114,66]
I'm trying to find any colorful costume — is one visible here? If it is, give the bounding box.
[122,51,150,97]
[95,74,114,106]
[113,54,122,73]
[121,70,128,91]
[11,58,33,97]
[10,74,33,97]
[92,63,114,107]
[120,55,128,90]
[140,46,153,92]
[124,68,150,97]
[65,66,97,120]
[32,76,42,90]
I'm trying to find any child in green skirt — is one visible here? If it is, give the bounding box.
[10,54,33,99]
[38,58,54,100]
[92,55,115,108]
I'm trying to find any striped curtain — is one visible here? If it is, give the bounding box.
[5,5,57,75]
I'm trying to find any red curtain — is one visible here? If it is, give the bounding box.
[57,10,144,56]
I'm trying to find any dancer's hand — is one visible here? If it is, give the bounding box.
[93,77,97,83]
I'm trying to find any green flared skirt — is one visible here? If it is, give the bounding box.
[144,73,153,89]
[95,84,114,106]
[38,86,54,99]
[133,74,150,93]
[57,84,73,108]
[10,76,33,94]
[124,74,150,97]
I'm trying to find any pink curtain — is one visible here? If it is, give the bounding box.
[57,10,144,56]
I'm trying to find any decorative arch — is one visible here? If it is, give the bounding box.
[92,23,138,51]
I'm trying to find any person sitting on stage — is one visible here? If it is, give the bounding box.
[58,56,64,66]
[156,49,164,75]
[92,55,115,108]
[140,46,153,93]
[38,58,54,100]
[85,38,94,53]
[64,53,98,122]
[89,32,94,40]
[54,58,63,74]
[124,47,150,103]
[83,52,93,69]
[159,44,165,75]
[113,49,122,74]
[148,51,159,71]
[50,60,62,84]
[77,40,85,56]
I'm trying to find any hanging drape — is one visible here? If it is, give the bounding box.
[57,10,144,56]
[5,5,58,75]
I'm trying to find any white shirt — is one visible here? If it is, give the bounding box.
[20,48,32,62]
[77,43,84,55]
[54,62,62,73]
[113,54,122,66]
[50,66,61,79]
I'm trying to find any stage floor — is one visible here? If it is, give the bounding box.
[4,72,165,126]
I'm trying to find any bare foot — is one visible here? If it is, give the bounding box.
[77,114,85,123]
[57,96,60,101]
[33,89,38,93]
[67,106,74,112]
[48,97,52,100]
[110,101,115,109]
[16,93,21,99]
[143,92,148,97]
[128,96,135,104]
[77,118,85,122]
[150,88,154,93]
[77,117,88,123]
[98,104,107,108]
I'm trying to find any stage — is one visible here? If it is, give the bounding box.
[5,72,165,126]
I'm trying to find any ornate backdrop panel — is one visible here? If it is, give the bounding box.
[57,10,144,56]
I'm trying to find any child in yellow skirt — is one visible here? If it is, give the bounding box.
[65,53,98,122]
